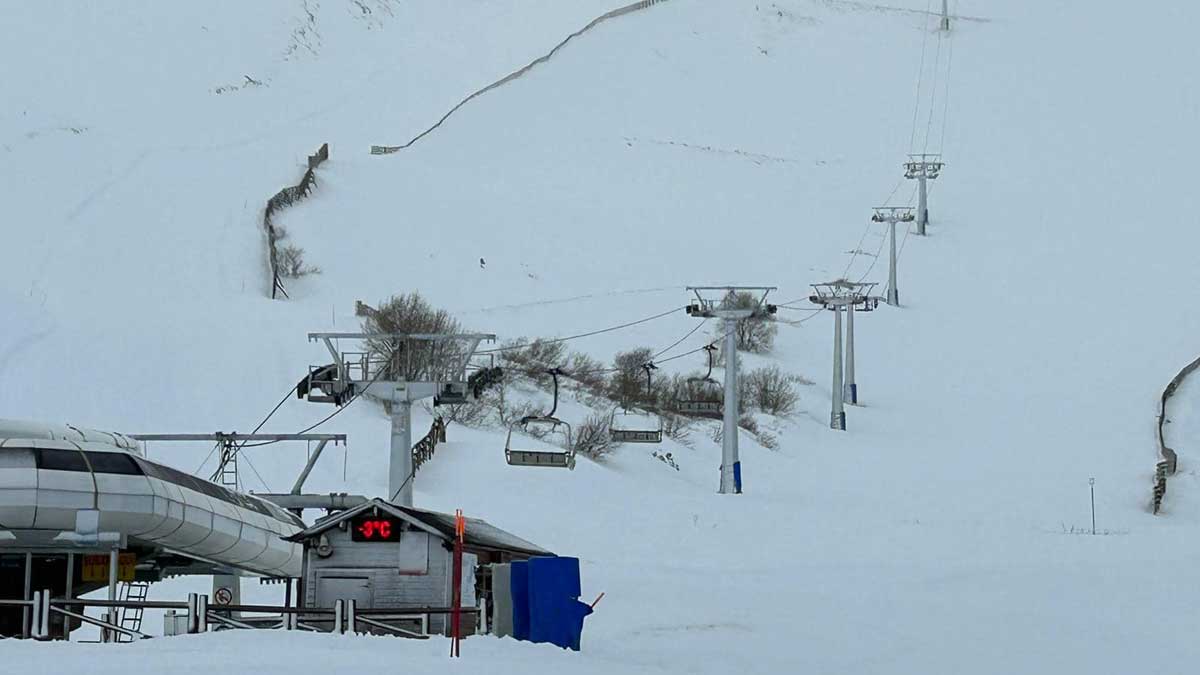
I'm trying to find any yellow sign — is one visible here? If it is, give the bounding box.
[81,553,136,583]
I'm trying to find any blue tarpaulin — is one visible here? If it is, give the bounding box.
[526,556,593,651]
[501,556,592,651]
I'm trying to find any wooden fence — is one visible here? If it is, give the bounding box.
[413,417,448,473]
[370,0,671,155]
[1153,356,1199,513]
[264,143,329,299]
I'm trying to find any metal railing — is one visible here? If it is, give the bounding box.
[2,592,482,641]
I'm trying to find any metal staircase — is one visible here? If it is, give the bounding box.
[115,581,150,642]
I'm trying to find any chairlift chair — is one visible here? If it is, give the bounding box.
[610,363,663,444]
[504,368,576,469]
[676,344,723,419]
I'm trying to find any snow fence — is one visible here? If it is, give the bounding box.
[370,0,671,155]
[263,142,329,299]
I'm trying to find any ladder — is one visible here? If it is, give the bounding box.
[115,581,150,642]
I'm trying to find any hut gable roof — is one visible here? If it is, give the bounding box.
[285,498,552,557]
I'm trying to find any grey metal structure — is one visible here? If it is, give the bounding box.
[0,420,311,638]
[941,0,951,30]
[301,332,495,507]
[685,286,778,494]
[903,154,944,235]
[130,433,346,493]
[871,207,915,307]
[810,282,879,423]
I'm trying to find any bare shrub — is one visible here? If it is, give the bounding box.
[565,352,609,393]
[661,413,694,446]
[488,383,545,428]
[498,338,567,386]
[278,244,321,278]
[608,347,655,405]
[713,292,777,356]
[572,413,615,461]
[742,366,803,416]
[363,292,461,381]
[756,430,779,450]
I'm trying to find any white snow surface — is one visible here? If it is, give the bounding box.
[5,0,1200,672]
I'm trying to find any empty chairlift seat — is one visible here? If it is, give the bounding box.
[505,416,574,469]
[504,368,576,470]
[609,409,662,444]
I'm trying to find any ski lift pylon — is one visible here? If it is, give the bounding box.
[504,368,575,469]
[610,363,663,444]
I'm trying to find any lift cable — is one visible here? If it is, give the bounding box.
[476,306,685,355]
[193,383,298,474]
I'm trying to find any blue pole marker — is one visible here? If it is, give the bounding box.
[733,461,742,494]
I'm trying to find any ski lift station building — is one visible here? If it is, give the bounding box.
[286,498,551,633]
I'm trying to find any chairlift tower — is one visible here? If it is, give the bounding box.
[810,281,879,424]
[686,286,778,494]
[904,154,944,235]
[301,331,495,506]
[871,207,915,307]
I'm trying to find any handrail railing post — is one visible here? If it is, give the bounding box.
[334,599,345,635]
[38,590,51,639]
[197,594,209,633]
[187,593,198,634]
[347,599,356,635]
[30,591,42,640]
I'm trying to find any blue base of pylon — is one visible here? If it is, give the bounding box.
[846,384,858,405]
[733,462,742,494]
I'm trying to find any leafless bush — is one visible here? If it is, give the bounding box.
[488,383,545,428]
[363,292,462,381]
[712,292,777,358]
[498,338,567,386]
[742,366,804,416]
[661,412,694,445]
[278,244,321,278]
[572,413,615,461]
[565,352,609,393]
[756,430,779,450]
[608,347,655,405]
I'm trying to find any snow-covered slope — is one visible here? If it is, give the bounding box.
[6,1,1200,672]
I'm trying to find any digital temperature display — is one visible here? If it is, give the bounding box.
[350,515,401,542]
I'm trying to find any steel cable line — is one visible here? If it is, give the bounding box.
[239,345,402,447]
[652,319,709,361]
[194,383,297,474]
[476,306,685,354]
[936,1,957,155]
[240,453,273,492]
[921,28,945,157]
[908,0,935,153]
